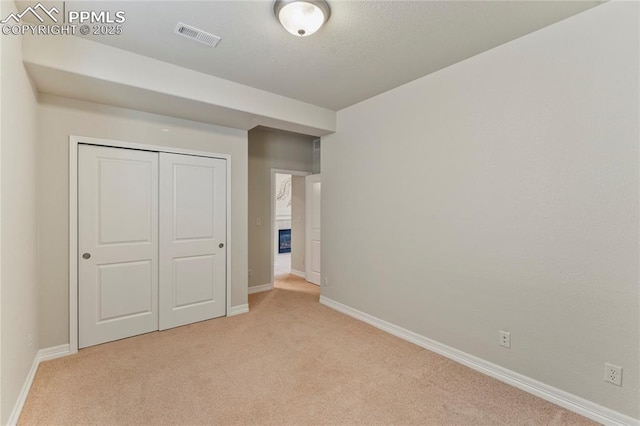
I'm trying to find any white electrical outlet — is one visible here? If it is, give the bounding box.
[322,277,329,286]
[605,363,622,386]
[248,269,253,278]
[28,333,33,350]
[499,330,511,348]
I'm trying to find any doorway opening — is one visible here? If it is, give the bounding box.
[270,169,310,287]
[274,172,292,277]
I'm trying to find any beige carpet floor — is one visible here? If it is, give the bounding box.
[20,275,594,425]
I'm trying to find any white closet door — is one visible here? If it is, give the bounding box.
[78,145,159,348]
[305,174,321,285]
[159,153,227,330]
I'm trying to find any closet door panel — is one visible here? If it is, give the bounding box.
[78,145,159,348]
[159,153,227,330]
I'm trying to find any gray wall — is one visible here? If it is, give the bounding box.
[248,127,314,287]
[291,176,306,273]
[321,2,638,418]
[0,0,40,421]
[37,94,248,348]
[312,139,321,174]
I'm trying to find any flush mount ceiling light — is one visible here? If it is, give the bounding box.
[274,0,330,37]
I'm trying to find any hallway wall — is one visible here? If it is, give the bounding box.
[248,127,314,288]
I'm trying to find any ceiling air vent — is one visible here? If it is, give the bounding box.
[175,22,221,47]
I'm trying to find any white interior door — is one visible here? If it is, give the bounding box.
[305,174,321,285]
[78,145,159,348]
[159,153,227,330]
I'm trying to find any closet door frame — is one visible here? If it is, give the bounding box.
[69,135,232,354]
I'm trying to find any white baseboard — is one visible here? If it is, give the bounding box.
[7,344,72,426]
[290,269,306,279]
[38,344,71,362]
[248,283,273,294]
[7,353,39,426]
[228,304,249,316]
[319,296,638,426]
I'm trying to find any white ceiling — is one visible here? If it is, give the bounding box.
[30,1,602,111]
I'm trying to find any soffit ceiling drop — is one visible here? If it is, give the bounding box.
[24,1,603,111]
